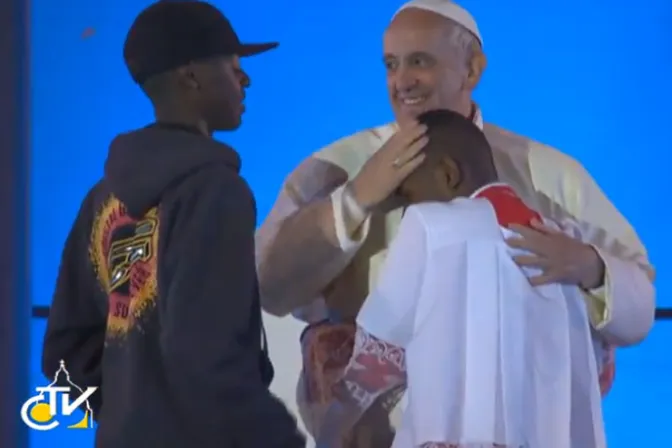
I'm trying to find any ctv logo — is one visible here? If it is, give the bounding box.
[20,360,97,431]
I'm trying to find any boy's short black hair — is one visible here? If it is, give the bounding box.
[417,109,491,155]
[416,109,497,183]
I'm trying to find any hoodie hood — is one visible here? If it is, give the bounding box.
[104,125,240,218]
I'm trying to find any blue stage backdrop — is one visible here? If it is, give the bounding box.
[29,0,670,446]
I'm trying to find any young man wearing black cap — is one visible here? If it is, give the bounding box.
[41,2,304,447]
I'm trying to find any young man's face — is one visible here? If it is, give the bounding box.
[193,55,250,131]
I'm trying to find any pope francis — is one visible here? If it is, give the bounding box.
[256,0,655,446]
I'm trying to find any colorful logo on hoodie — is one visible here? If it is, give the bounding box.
[89,196,159,338]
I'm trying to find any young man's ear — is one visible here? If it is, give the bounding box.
[176,64,200,90]
[439,156,462,190]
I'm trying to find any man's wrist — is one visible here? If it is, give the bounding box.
[580,245,606,290]
[331,184,370,250]
[343,182,370,227]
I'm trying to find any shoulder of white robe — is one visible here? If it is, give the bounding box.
[484,123,584,213]
[524,138,622,239]
[485,125,648,257]
[526,139,585,213]
[285,156,350,204]
[312,123,397,176]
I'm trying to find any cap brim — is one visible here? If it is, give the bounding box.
[238,42,279,57]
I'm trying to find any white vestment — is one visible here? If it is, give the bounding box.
[356,197,606,448]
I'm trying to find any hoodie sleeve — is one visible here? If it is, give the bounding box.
[160,168,304,448]
[42,184,106,417]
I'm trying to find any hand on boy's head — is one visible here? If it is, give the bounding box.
[349,123,428,210]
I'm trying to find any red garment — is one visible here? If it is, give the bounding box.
[472,183,541,228]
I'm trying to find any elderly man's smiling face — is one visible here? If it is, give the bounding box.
[383,8,485,125]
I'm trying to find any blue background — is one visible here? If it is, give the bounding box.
[29,0,670,446]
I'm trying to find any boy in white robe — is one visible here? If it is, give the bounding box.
[315,110,607,448]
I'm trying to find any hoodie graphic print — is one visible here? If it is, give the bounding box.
[90,197,159,338]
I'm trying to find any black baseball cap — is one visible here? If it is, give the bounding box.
[123,1,278,85]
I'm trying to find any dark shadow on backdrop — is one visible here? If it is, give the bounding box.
[0,0,31,445]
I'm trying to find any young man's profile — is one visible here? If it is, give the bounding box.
[42,2,304,447]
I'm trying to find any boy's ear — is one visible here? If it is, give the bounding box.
[439,156,462,190]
